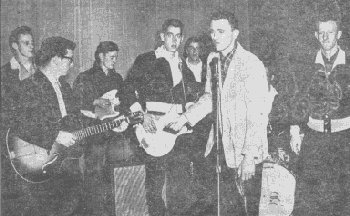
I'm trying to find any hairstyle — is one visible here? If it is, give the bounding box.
[35,36,76,68]
[161,19,184,34]
[211,10,239,30]
[183,36,203,59]
[9,26,33,54]
[94,41,119,64]
[315,10,342,32]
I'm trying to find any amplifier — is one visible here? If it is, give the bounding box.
[114,165,148,215]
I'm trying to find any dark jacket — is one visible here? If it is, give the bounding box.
[1,62,29,130]
[182,59,207,84]
[16,70,81,150]
[73,62,124,111]
[292,49,350,126]
[122,51,198,111]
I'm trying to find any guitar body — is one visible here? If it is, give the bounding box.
[135,111,192,157]
[6,112,143,183]
[7,131,83,183]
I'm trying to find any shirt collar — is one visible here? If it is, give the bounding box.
[10,57,36,80]
[10,57,21,70]
[42,70,61,87]
[315,46,346,69]
[186,57,202,67]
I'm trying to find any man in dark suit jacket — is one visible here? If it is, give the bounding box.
[14,36,85,216]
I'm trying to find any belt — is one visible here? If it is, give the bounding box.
[307,116,350,133]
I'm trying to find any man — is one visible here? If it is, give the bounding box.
[1,25,35,134]
[123,19,204,216]
[290,13,350,216]
[1,26,35,215]
[183,36,206,83]
[73,41,125,216]
[168,11,272,215]
[14,36,85,216]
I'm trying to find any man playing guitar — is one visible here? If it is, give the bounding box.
[122,19,203,215]
[11,36,130,216]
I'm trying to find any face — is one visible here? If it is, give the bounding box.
[187,42,200,62]
[210,19,238,52]
[315,20,342,52]
[59,49,74,76]
[100,51,118,70]
[13,34,34,59]
[161,26,183,52]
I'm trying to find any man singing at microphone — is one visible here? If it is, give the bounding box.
[168,10,273,215]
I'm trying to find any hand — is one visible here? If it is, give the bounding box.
[238,155,256,181]
[112,120,129,133]
[142,113,157,133]
[290,134,303,155]
[93,98,111,108]
[290,125,302,155]
[166,115,188,132]
[56,131,76,147]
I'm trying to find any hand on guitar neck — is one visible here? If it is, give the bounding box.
[93,89,120,120]
[55,131,77,147]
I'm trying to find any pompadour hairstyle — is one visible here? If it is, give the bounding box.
[94,41,119,64]
[9,26,33,54]
[35,36,76,68]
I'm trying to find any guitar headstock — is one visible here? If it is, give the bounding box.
[127,111,144,125]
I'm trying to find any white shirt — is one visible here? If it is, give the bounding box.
[45,74,67,118]
[155,45,182,86]
[186,58,203,82]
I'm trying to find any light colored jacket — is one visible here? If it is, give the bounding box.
[184,43,274,168]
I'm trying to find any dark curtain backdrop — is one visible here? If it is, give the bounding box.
[0,0,250,84]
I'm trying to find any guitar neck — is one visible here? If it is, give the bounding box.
[73,117,126,140]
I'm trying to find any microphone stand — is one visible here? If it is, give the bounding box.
[213,58,222,216]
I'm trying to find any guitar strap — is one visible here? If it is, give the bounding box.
[179,61,187,113]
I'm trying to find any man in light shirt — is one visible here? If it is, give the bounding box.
[168,10,272,215]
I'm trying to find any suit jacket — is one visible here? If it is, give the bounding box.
[73,62,124,111]
[16,70,81,150]
[184,43,271,168]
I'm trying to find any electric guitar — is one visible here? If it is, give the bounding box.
[6,111,143,183]
[135,103,193,157]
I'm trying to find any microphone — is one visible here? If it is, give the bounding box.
[207,52,220,65]
[211,57,219,65]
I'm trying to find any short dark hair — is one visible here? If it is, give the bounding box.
[162,19,184,34]
[183,36,203,59]
[35,36,76,68]
[211,10,239,30]
[9,26,33,54]
[94,41,119,64]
